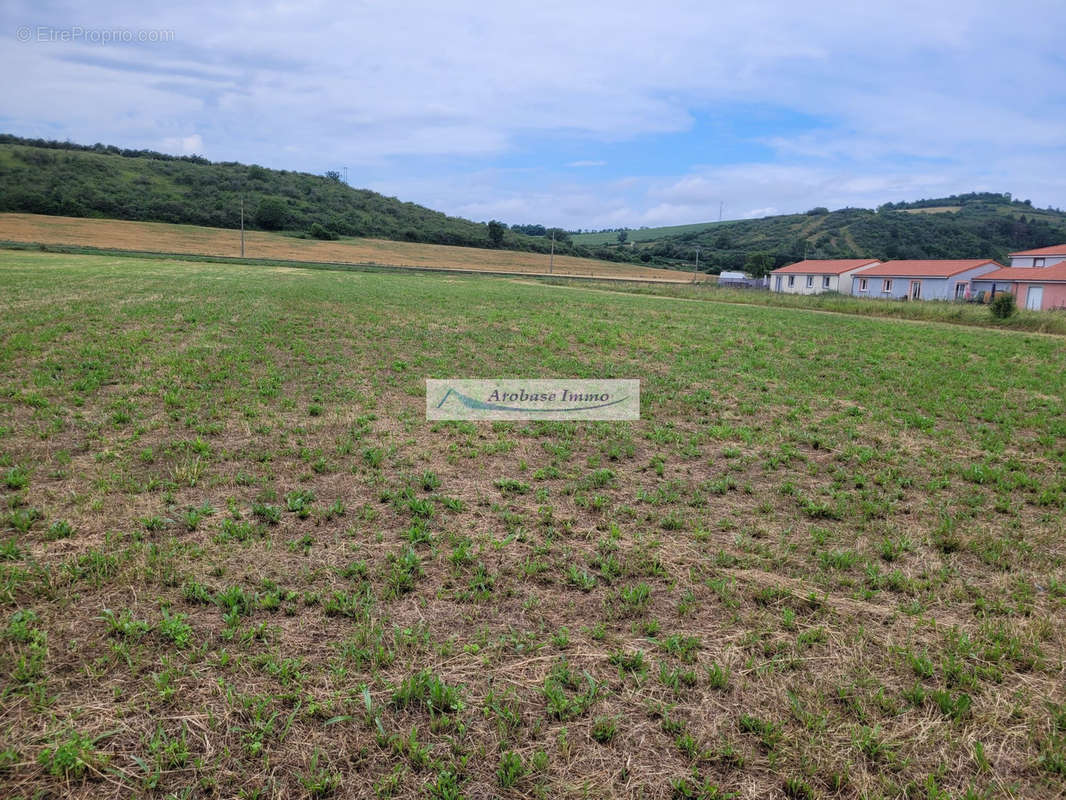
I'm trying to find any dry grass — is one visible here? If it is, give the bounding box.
[0,213,704,282]
[1,251,1064,800]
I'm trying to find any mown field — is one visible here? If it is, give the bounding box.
[1,251,1065,800]
[537,279,1066,337]
[0,214,701,282]
[571,222,725,247]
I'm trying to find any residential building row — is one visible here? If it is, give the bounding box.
[769,245,1066,311]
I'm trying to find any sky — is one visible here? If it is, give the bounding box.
[3,0,1065,229]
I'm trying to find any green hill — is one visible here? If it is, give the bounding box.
[0,134,554,253]
[575,193,1066,272]
[571,220,726,246]
[4,134,1064,271]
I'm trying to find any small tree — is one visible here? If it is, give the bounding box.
[487,220,506,247]
[255,197,288,231]
[990,292,1017,319]
[324,170,342,182]
[617,230,628,244]
[744,252,774,278]
[309,222,337,240]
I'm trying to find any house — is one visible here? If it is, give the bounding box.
[770,259,880,295]
[717,271,768,289]
[971,262,1066,310]
[718,271,750,285]
[850,260,1002,301]
[1006,244,1066,269]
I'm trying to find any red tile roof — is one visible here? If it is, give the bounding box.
[854,260,1001,278]
[1008,244,1066,257]
[771,259,879,275]
[978,262,1066,283]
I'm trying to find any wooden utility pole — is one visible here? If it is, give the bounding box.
[693,247,700,283]
[240,196,245,258]
[549,230,555,274]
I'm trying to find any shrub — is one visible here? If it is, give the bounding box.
[990,292,1017,319]
[309,222,338,240]
[254,197,288,230]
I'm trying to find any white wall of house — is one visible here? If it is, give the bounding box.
[853,275,917,300]
[851,264,1000,301]
[771,269,866,295]
[1008,254,1066,268]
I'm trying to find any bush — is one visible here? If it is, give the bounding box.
[309,222,337,240]
[487,220,506,247]
[254,197,288,230]
[990,292,1017,319]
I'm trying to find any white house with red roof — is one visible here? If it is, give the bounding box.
[971,246,1066,310]
[850,260,1003,301]
[770,259,880,295]
[1007,244,1066,269]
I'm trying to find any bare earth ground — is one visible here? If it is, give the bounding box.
[0,251,1064,800]
[0,213,705,282]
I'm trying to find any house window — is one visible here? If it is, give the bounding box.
[1034,258,1045,267]
[954,282,968,300]
[858,278,868,292]
[787,275,795,288]
[823,276,831,288]
[806,276,814,288]
[882,279,893,293]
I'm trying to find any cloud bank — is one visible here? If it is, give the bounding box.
[3,0,1064,227]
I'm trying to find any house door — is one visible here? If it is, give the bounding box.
[1026,285,1044,311]
[910,281,921,300]
[775,276,782,292]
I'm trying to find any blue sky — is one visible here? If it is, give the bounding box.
[3,0,1065,229]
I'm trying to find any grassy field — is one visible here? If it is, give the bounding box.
[536,280,1066,336]
[2,251,1065,800]
[571,221,726,247]
[0,214,701,282]
[901,207,963,215]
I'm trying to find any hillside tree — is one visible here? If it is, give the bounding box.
[744,251,774,278]
[255,197,289,230]
[488,220,506,247]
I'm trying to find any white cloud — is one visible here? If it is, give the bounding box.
[2,0,1065,226]
[161,133,203,155]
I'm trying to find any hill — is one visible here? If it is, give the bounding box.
[574,193,1066,272]
[5,134,1064,273]
[0,134,562,255]
[571,220,726,246]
